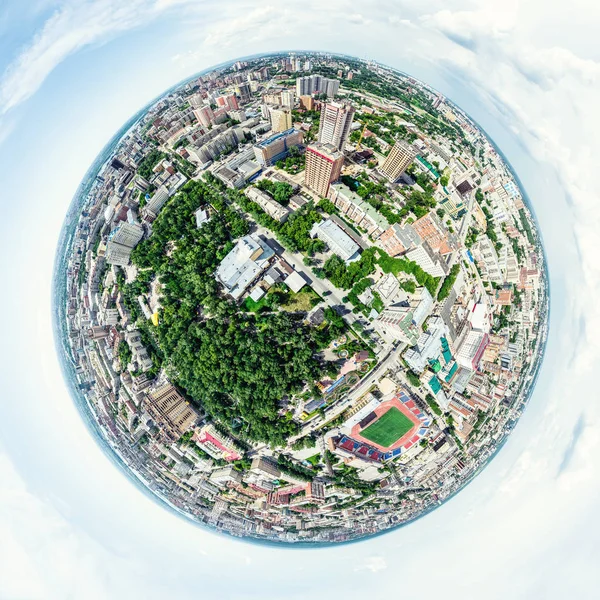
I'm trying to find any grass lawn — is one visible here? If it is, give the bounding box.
[306,453,321,467]
[360,407,414,447]
[243,294,270,313]
[281,287,320,312]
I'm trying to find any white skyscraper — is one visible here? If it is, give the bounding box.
[317,102,355,151]
[105,221,144,266]
[280,89,294,109]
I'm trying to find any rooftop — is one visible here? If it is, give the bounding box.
[215,234,274,300]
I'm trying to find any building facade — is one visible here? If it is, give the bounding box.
[304,143,344,197]
[318,102,355,151]
[379,140,417,182]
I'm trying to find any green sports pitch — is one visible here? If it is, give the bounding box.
[360,407,414,447]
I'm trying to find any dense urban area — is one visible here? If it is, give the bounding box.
[59,52,548,543]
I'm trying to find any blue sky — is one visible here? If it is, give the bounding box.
[0,1,599,598]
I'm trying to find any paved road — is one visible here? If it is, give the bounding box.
[297,341,406,437]
[252,222,360,328]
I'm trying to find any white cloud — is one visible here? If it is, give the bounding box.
[0,452,123,599]
[347,13,371,25]
[0,0,202,115]
[1,1,600,598]
[354,556,388,573]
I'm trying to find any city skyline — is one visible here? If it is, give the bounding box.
[57,53,546,542]
[0,1,598,598]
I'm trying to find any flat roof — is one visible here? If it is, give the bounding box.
[311,219,360,262]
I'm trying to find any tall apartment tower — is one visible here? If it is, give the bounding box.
[235,82,252,104]
[269,107,292,133]
[280,89,294,109]
[296,74,339,97]
[373,304,419,344]
[216,93,239,111]
[194,104,215,127]
[379,140,417,182]
[105,221,144,266]
[109,222,144,247]
[304,143,344,198]
[318,102,355,151]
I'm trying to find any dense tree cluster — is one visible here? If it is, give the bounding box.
[255,179,295,206]
[118,340,132,368]
[128,180,341,445]
[137,149,166,180]
[321,249,377,290]
[437,263,460,301]
[376,250,439,296]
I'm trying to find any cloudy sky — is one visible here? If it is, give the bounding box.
[0,0,599,598]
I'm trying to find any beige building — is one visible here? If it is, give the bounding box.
[269,106,292,133]
[378,222,422,257]
[379,140,416,182]
[328,182,389,237]
[193,105,215,127]
[304,143,344,197]
[144,384,198,441]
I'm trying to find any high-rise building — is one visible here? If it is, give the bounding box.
[104,243,133,266]
[304,143,344,197]
[318,102,355,150]
[324,78,339,98]
[86,326,110,340]
[269,106,292,133]
[295,74,338,98]
[250,457,281,479]
[280,89,294,109]
[144,384,198,441]
[379,140,417,182]
[253,128,303,166]
[105,221,144,266]
[194,105,215,127]
[145,185,169,216]
[456,331,489,371]
[235,82,252,104]
[296,75,312,97]
[108,222,144,247]
[216,93,239,111]
[188,93,204,108]
[299,95,314,111]
[373,304,419,344]
[405,241,449,278]
[378,223,422,257]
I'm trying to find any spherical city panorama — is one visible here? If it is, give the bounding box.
[56,52,548,544]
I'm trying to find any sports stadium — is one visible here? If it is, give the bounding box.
[334,390,431,462]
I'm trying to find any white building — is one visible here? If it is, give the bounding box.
[269,106,292,133]
[404,316,449,374]
[215,234,274,300]
[473,235,502,283]
[310,219,360,263]
[246,187,290,223]
[405,242,448,278]
[456,330,489,371]
[318,102,355,151]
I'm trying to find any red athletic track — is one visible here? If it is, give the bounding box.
[350,395,421,451]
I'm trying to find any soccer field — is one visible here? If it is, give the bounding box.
[360,407,414,447]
